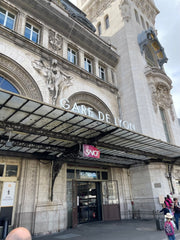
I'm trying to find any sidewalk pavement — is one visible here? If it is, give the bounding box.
[33,220,180,240]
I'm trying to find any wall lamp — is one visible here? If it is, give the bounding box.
[5,129,13,147]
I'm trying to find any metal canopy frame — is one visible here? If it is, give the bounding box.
[0,89,180,168]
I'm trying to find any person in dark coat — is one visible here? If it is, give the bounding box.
[160,203,170,215]
[174,198,180,230]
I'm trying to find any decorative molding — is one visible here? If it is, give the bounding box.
[68,91,114,122]
[83,0,116,21]
[120,0,131,22]
[0,25,118,97]
[145,66,175,121]
[49,30,63,53]
[131,0,159,24]
[0,54,43,101]
[32,58,73,105]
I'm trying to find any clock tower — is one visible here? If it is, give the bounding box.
[77,0,180,146]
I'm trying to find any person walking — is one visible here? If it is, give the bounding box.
[164,213,176,240]
[160,203,170,216]
[174,198,180,230]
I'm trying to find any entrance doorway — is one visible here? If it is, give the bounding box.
[77,182,102,223]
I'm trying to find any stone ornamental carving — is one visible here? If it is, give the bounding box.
[150,83,175,121]
[49,30,63,52]
[82,0,158,24]
[132,0,158,24]
[85,0,116,21]
[120,0,131,22]
[32,59,73,105]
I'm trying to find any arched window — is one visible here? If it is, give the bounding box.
[146,21,149,29]
[0,76,19,93]
[97,22,101,36]
[105,15,110,29]
[140,16,145,29]
[134,9,139,23]
[159,107,171,143]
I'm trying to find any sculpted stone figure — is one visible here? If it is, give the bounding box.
[32,59,73,105]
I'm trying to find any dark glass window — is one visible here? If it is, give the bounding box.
[6,165,18,177]
[84,57,92,73]
[141,16,145,29]
[159,108,171,143]
[25,22,39,43]
[68,47,77,64]
[0,7,15,30]
[67,169,75,179]
[0,76,19,93]
[105,16,109,29]
[99,66,106,81]
[0,165,4,177]
[102,171,108,180]
[97,22,101,36]
[134,9,139,23]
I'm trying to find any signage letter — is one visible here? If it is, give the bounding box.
[60,98,70,110]
[98,111,104,121]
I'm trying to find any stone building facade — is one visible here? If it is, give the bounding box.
[0,0,180,237]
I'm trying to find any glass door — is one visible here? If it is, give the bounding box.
[77,182,100,223]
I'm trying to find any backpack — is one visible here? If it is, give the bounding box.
[164,221,174,236]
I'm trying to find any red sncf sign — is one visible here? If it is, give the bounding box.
[83,144,100,159]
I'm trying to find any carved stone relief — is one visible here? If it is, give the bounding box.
[149,82,175,121]
[49,30,63,53]
[120,0,131,22]
[32,59,73,105]
[131,0,158,24]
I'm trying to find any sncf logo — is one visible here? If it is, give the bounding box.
[83,144,100,159]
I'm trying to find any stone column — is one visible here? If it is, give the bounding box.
[94,57,99,77]
[15,12,26,35]
[78,49,84,69]
[62,38,68,60]
[41,26,49,48]
[107,66,112,83]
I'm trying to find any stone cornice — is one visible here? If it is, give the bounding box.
[10,0,119,68]
[0,25,118,95]
[145,66,172,88]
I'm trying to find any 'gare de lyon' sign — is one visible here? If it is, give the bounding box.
[59,98,135,131]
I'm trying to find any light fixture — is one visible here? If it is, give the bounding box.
[5,129,13,147]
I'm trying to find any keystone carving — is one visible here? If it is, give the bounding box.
[32,59,73,105]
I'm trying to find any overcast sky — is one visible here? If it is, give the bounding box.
[70,0,180,118]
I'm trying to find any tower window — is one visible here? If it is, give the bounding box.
[97,22,101,36]
[134,9,139,23]
[24,22,39,43]
[140,16,145,29]
[0,7,15,30]
[146,21,149,29]
[105,15,110,29]
[159,108,171,143]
